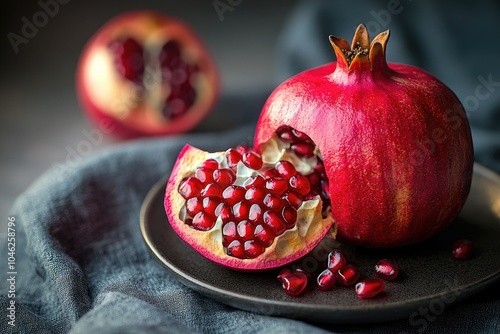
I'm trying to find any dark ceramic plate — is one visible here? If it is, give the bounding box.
[140,163,500,324]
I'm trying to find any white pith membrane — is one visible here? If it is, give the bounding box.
[169,133,336,267]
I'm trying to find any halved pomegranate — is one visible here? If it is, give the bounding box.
[164,131,335,271]
[76,11,219,139]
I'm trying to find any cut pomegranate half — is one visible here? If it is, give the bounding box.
[164,127,335,271]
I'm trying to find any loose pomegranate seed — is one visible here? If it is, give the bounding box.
[279,271,308,297]
[452,239,474,260]
[277,268,292,281]
[194,167,214,183]
[248,204,263,223]
[326,249,347,272]
[108,37,144,84]
[237,220,254,240]
[355,279,385,299]
[178,177,203,199]
[185,197,203,217]
[275,161,297,179]
[291,141,315,158]
[233,201,251,220]
[244,240,264,258]
[282,205,297,228]
[289,174,311,196]
[202,196,221,216]
[263,193,284,210]
[242,151,263,170]
[243,175,266,189]
[336,264,360,286]
[266,177,288,195]
[227,240,245,259]
[225,149,242,169]
[222,221,237,247]
[282,190,303,209]
[214,202,233,222]
[200,183,223,198]
[263,210,286,235]
[254,224,275,247]
[213,168,236,187]
[316,268,336,291]
[199,158,219,170]
[191,212,216,231]
[374,259,399,280]
[245,187,267,203]
[222,185,246,206]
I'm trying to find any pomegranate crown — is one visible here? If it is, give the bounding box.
[329,23,390,73]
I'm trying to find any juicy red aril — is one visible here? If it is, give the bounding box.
[282,190,303,209]
[191,212,216,231]
[452,239,474,260]
[178,177,203,199]
[222,221,237,247]
[277,126,295,143]
[355,279,385,299]
[275,161,297,179]
[291,128,312,141]
[277,268,292,281]
[225,149,242,169]
[248,204,263,223]
[289,174,311,196]
[263,210,286,235]
[200,159,219,170]
[254,224,275,247]
[215,202,233,222]
[279,271,308,297]
[236,145,252,154]
[244,240,264,258]
[266,177,288,195]
[233,201,250,220]
[108,37,144,84]
[185,197,203,216]
[282,206,297,228]
[200,183,223,198]
[326,249,347,272]
[237,220,254,240]
[202,197,221,216]
[291,141,315,158]
[213,168,236,187]
[245,187,267,203]
[263,193,284,210]
[316,268,336,291]
[222,185,246,206]
[194,167,214,183]
[243,175,266,189]
[227,240,245,259]
[336,264,360,286]
[263,168,280,179]
[374,259,399,280]
[242,151,263,170]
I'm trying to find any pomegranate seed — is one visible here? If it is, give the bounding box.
[178,177,203,199]
[336,264,360,286]
[452,239,474,260]
[213,168,236,187]
[374,259,399,280]
[282,205,297,228]
[200,183,223,198]
[291,141,315,158]
[235,145,252,154]
[199,159,219,170]
[215,202,233,222]
[242,151,263,170]
[244,240,264,258]
[316,268,336,291]
[289,174,311,196]
[109,37,144,84]
[237,220,254,240]
[291,128,311,141]
[245,187,267,203]
[202,197,221,216]
[266,177,288,195]
[263,168,280,179]
[277,268,292,281]
[254,224,275,247]
[307,173,320,186]
[222,185,246,206]
[191,212,216,231]
[279,271,308,297]
[225,149,242,169]
[243,175,266,189]
[277,126,295,142]
[313,159,325,173]
[275,161,297,179]
[248,203,263,223]
[227,240,245,259]
[282,190,303,209]
[326,249,347,272]
[194,167,214,183]
[263,210,286,235]
[185,197,203,217]
[222,221,237,247]
[263,193,284,210]
[355,279,385,299]
[233,201,251,220]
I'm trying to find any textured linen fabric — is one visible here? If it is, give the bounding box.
[2,1,500,333]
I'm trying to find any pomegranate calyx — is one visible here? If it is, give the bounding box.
[329,23,390,74]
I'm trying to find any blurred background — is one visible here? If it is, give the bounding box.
[1,0,500,221]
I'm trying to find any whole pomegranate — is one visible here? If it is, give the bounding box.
[77,11,219,139]
[254,24,473,248]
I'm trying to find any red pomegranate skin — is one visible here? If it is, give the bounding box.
[254,25,473,248]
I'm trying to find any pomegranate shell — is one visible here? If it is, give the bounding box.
[164,145,334,271]
[76,11,219,139]
[254,24,473,248]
